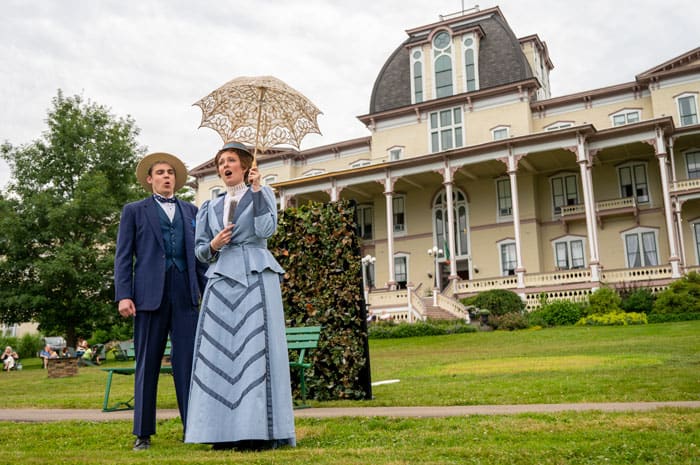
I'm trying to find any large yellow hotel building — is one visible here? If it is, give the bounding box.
[190,6,700,321]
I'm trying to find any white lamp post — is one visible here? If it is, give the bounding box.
[361,254,376,305]
[427,246,443,305]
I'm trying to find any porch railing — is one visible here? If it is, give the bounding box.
[596,197,636,211]
[454,275,518,294]
[601,265,673,283]
[525,268,591,287]
[671,178,700,192]
[436,293,470,321]
[408,286,427,322]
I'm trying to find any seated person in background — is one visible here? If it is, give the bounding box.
[2,346,19,372]
[75,338,88,358]
[60,347,71,358]
[39,344,59,369]
[77,339,101,366]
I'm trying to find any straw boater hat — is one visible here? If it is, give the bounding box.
[135,152,188,193]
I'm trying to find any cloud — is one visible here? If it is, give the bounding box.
[2,0,699,189]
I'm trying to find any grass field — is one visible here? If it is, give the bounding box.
[0,321,698,464]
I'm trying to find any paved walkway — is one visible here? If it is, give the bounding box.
[1,401,698,422]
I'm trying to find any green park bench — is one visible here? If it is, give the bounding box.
[101,328,321,412]
[100,340,173,412]
[285,325,322,408]
[112,340,135,361]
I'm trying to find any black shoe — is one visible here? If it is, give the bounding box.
[133,436,151,451]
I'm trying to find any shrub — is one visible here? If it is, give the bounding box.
[586,287,622,315]
[368,320,476,339]
[652,271,700,315]
[620,287,656,314]
[17,333,43,359]
[647,312,700,323]
[531,300,583,327]
[490,312,529,331]
[466,289,525,317]
[576,311,647,326]
[0,334,42,359]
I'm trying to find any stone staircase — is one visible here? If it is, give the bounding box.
[422,298,458,320]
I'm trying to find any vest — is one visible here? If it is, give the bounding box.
[157,204,186,272]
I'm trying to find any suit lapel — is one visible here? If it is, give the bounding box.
[233,189,252,224]
[212,196,225,230]
[144,198,165,251]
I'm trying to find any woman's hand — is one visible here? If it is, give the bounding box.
[249,166,261,192]
[210,223,235,252]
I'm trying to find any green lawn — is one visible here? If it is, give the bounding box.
[0,321,698,464]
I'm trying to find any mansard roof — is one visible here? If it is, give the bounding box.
[368,6,534,115]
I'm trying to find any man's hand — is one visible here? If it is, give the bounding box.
[118,298,136,318]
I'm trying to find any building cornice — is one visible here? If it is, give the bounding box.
[358,78,540,127]
[271,117,677,190]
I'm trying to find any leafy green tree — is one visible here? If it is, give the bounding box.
[0,91,144,346]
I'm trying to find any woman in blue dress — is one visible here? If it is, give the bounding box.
[185,141,295,449]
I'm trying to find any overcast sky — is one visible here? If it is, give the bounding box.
[2,0,699,191]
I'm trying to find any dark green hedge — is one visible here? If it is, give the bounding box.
[269,200,371,401]
[368,320,476,339]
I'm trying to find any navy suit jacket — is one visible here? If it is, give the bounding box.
[114,196,207,310]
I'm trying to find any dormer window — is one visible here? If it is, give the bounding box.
[302,169,324,177]
[463,35,479,92]
[544,121,574,131]
[492,126,509,141]
[411,49,424,104]
[350,159,371,168]
[610,109,641,127]
[388,147,404,161]
[433,31,453,98]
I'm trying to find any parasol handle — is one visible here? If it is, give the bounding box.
[252,86,266,169]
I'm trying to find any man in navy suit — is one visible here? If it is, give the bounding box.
[114,152,207,451]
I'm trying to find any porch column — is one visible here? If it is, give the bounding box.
[507,151,525,288]
[384,172,397,289]
[279,189,288,210]
[329,179,339,202]
[668,137,678,184]
[442,160,459,283]
[656,128,681,278]
[576,136,600,282]
[674,199,686,269]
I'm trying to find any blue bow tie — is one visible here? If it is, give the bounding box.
[154,194,176,204]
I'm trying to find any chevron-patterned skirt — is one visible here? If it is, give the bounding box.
[184,271,296,446]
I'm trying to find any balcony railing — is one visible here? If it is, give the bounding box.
[596,197,636,212]
[560,204,585,216]
[671,178,700,193]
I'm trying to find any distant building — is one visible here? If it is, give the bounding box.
[1,322,39,338]
[190,6,700,320]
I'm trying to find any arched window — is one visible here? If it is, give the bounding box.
[432,31,453,98]
[432,188,468,259]
[411,49,424,104]
[463,34,479,92]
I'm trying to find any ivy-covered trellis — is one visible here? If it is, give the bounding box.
[269,200,372,401]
